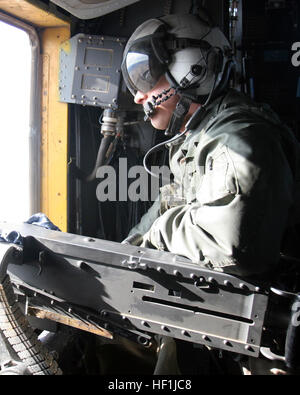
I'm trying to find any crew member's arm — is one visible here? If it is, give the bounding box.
[140,122,296,276]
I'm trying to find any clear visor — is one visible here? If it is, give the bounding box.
[121,39,166,96]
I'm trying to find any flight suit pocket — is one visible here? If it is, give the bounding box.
[197,146,239,204]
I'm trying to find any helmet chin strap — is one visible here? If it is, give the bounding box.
[164,95,192,136]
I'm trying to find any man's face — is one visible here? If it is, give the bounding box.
[134,76,180,130]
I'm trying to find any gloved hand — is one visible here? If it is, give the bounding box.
[122,230,164,251]
[121,233,143,246]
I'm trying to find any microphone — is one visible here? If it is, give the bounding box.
[142,88,175,121]
[143,101,156,121]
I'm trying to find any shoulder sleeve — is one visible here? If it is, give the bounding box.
[127,197,161,238]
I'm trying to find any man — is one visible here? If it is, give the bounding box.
[120,12,300,375]
[121,13,300,278]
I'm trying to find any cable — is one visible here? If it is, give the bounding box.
[143,131,186,180]
[84,109,120,182]
[85,134,116,182]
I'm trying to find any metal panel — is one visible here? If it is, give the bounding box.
[59,34,125,109]
[50,0,140,19]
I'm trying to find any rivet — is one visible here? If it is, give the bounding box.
[181,330,190,337]
[173,270,181,276]
[208,277,217,285]
[194,276,206,287]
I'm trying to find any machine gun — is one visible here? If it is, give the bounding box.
[0,222,299,374]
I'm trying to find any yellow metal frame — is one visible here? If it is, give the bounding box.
[41,27,70,231]
[0,0,70,231]
[0,0,69,27]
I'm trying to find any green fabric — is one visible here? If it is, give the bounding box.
[129,89,300,276]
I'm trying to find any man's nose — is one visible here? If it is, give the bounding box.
[134,91,148,104]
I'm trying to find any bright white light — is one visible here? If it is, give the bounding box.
[0,21,31,222]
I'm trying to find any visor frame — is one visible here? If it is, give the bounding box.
[121,31,170,96]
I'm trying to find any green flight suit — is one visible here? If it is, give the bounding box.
[128,89,300,276]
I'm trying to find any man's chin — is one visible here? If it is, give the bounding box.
[150,118,168,131]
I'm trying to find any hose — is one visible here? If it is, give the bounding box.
[85,109,119,182]
[0,244,62,375]
[85,134,115,182]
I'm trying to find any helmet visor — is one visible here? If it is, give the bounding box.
[121,38,166,96]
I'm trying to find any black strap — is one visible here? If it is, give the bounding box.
[165,96,193,136]
[165,37,211,52]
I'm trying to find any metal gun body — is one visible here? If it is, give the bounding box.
[0,222,273,359]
